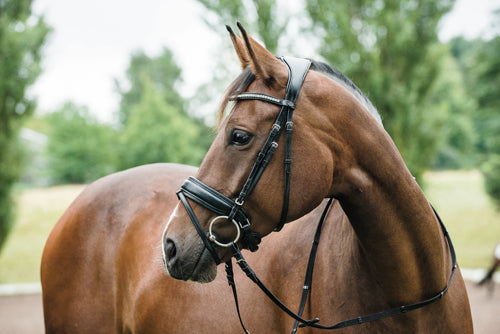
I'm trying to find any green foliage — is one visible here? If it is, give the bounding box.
[118,78,209,169]
[0,135,23,251]
[449,9,500,209]
[305,0,455,182]
[116,48,212,169]
[43,47,212,184]
[196,0,289,54]
[45,103,118,184]
[431,51,477,169]
[449,37,495,155]
[475,34,500,209]
[116,48,185,126]
[0,0,51,251]
[198,0,291,54]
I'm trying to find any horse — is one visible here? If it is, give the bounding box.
[41,24,473,333]
[161,24,473,333]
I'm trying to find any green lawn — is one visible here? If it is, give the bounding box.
[0,185,86,283]
[424,170,500,270]
[0,170,499,284]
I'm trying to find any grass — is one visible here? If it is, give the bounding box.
[0,170,499,283]
[423,170,500,269]
[0,185,86,283]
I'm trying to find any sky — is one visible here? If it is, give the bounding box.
[30,0,499,124]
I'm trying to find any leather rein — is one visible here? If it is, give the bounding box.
[175,56,457,333]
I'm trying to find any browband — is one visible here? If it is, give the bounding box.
[232,93,296,108]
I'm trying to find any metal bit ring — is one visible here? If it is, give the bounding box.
[208,216,241,247]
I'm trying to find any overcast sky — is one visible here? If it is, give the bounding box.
[30,0,499,123]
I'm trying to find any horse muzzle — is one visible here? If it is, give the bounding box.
[161,177,262,283]
[176,177,261,258]
[162,227,218,283]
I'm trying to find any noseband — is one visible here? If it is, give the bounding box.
[176,56,312,264]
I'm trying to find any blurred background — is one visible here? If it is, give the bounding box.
[0,0,499,332]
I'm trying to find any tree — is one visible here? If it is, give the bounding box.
[116,48,185,126]
[475,33,500,209]
[197,0,290,54]
[306,0,455,182]
[449,37,489,154]
[119,78,208,170]
[116,48,212,169]
[45,102,118,184]
[431,50,477,169]
[448,8,500,208]
[0,0,51,251]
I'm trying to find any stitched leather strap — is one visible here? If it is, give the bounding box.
[234,57,311,232]
[180,177,251,227]
[225,261,251,334]
[229,204,457,332]
[291,198,334,333]
[176,191,221,265]
[233,92,295,108]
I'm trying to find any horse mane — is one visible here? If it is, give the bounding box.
[308,60,383,125]
[216,59,383,128]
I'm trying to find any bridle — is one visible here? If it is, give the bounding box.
[177,56,312,264]
[175,56,457,333]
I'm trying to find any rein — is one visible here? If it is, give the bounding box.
[226,204,457,333]
[175,56,457,332]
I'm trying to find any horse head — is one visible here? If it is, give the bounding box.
[162,24,375,282]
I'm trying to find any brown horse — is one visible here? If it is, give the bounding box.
[161,25,473,332]
[41,25,473,333]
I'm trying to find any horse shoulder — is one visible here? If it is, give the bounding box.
[41,163,196,333]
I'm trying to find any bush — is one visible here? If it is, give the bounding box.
[118,79,209,170]
[46,103,118,184]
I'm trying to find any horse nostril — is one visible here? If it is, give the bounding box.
[165,238,178,264]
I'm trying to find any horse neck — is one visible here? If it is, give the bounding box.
[323,98,449,304]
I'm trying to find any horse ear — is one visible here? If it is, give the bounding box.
[226,25,250,69]
[236,22,288,87]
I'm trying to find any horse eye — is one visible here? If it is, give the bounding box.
[230,130,253,146]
